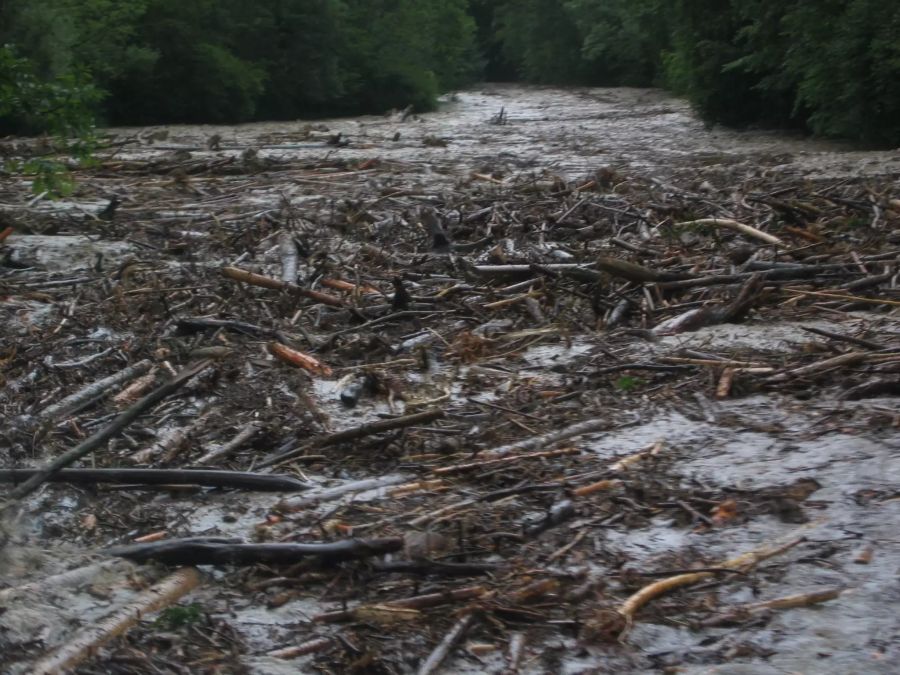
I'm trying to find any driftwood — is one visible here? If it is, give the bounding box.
[701,587,843,626]
[195,423,263,465]
[261,409,445,467]
[6,360,214,502]
[222,265,345,307]
[106,536,404,565]
[0,468,309,492]
[654,273,763,335]
[417,612,476,675]
[38,359,154,425]
[595,256,692,283]
[278,474,413,512]
[675,217,784,246]
[31,567,201,675]
[314,585,487,623]
[586,535,806,641]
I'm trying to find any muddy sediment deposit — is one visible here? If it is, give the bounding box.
[1,85,899,674]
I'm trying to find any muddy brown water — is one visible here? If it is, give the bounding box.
[1,85,899,674]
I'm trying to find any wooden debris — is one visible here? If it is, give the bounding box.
[269,342,333,376]
[676,217,784,246]
[417,612,476,675]
[222,265,344,306]
[107,536,404,565]
[31,567,201,675]
[0,468,309,492]
[588,535,807,640]
[7,360,214,501]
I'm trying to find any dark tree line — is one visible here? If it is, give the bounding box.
[2,0,899,145]
[487,0,900,146]
[0,0,477,129]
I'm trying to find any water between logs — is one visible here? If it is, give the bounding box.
[1,84,899,674]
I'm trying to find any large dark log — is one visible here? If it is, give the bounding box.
[0,468,309,492]
[106,536,404,566]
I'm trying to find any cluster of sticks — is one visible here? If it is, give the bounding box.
[0,138,896,672]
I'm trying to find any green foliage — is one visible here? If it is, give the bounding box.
[154,603,204,629]
[570,0,669,86]
[1,0,898,144]
[615,375,642,392]
[489,0,900,145]
[494,0,585,83]
[782,1,900,144]
[0,45,101,197]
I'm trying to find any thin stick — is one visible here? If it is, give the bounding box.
[702,587,843,626]
[800,325,885,351]
[417,613,476,675]
[766,352,869,383]
[480,417,611,459]
[222,265,344,307]
[278,474,412,512]
[315,586,487,623]
[195,423,261,465]
[783,287,900,307]
[676,218,783,246]
[269,638,335,659]
[107,536,404,565]
[615,536,806,636]
[432,447,579,475]
[262,409,445,467]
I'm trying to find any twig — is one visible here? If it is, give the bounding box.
[608,535,806,638]
[801,325,886,351]
[433,447,579,475]
[483,417,612,459]
[222,265,344,307]
[766,352,869,383]
[262,409,445,468]
[277,474,413,512]
[315,586,487,623]
[417,612,476,675]
[269,637,335,659]
[783,287,900,307]
[195,423,262,465]
[701,587,843,626]
[676,218,783,246]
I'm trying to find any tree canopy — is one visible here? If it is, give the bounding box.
[1,0,898,145]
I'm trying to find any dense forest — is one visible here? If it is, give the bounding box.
[1,0,899,145]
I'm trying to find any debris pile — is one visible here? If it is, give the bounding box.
[1,87,898,673]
